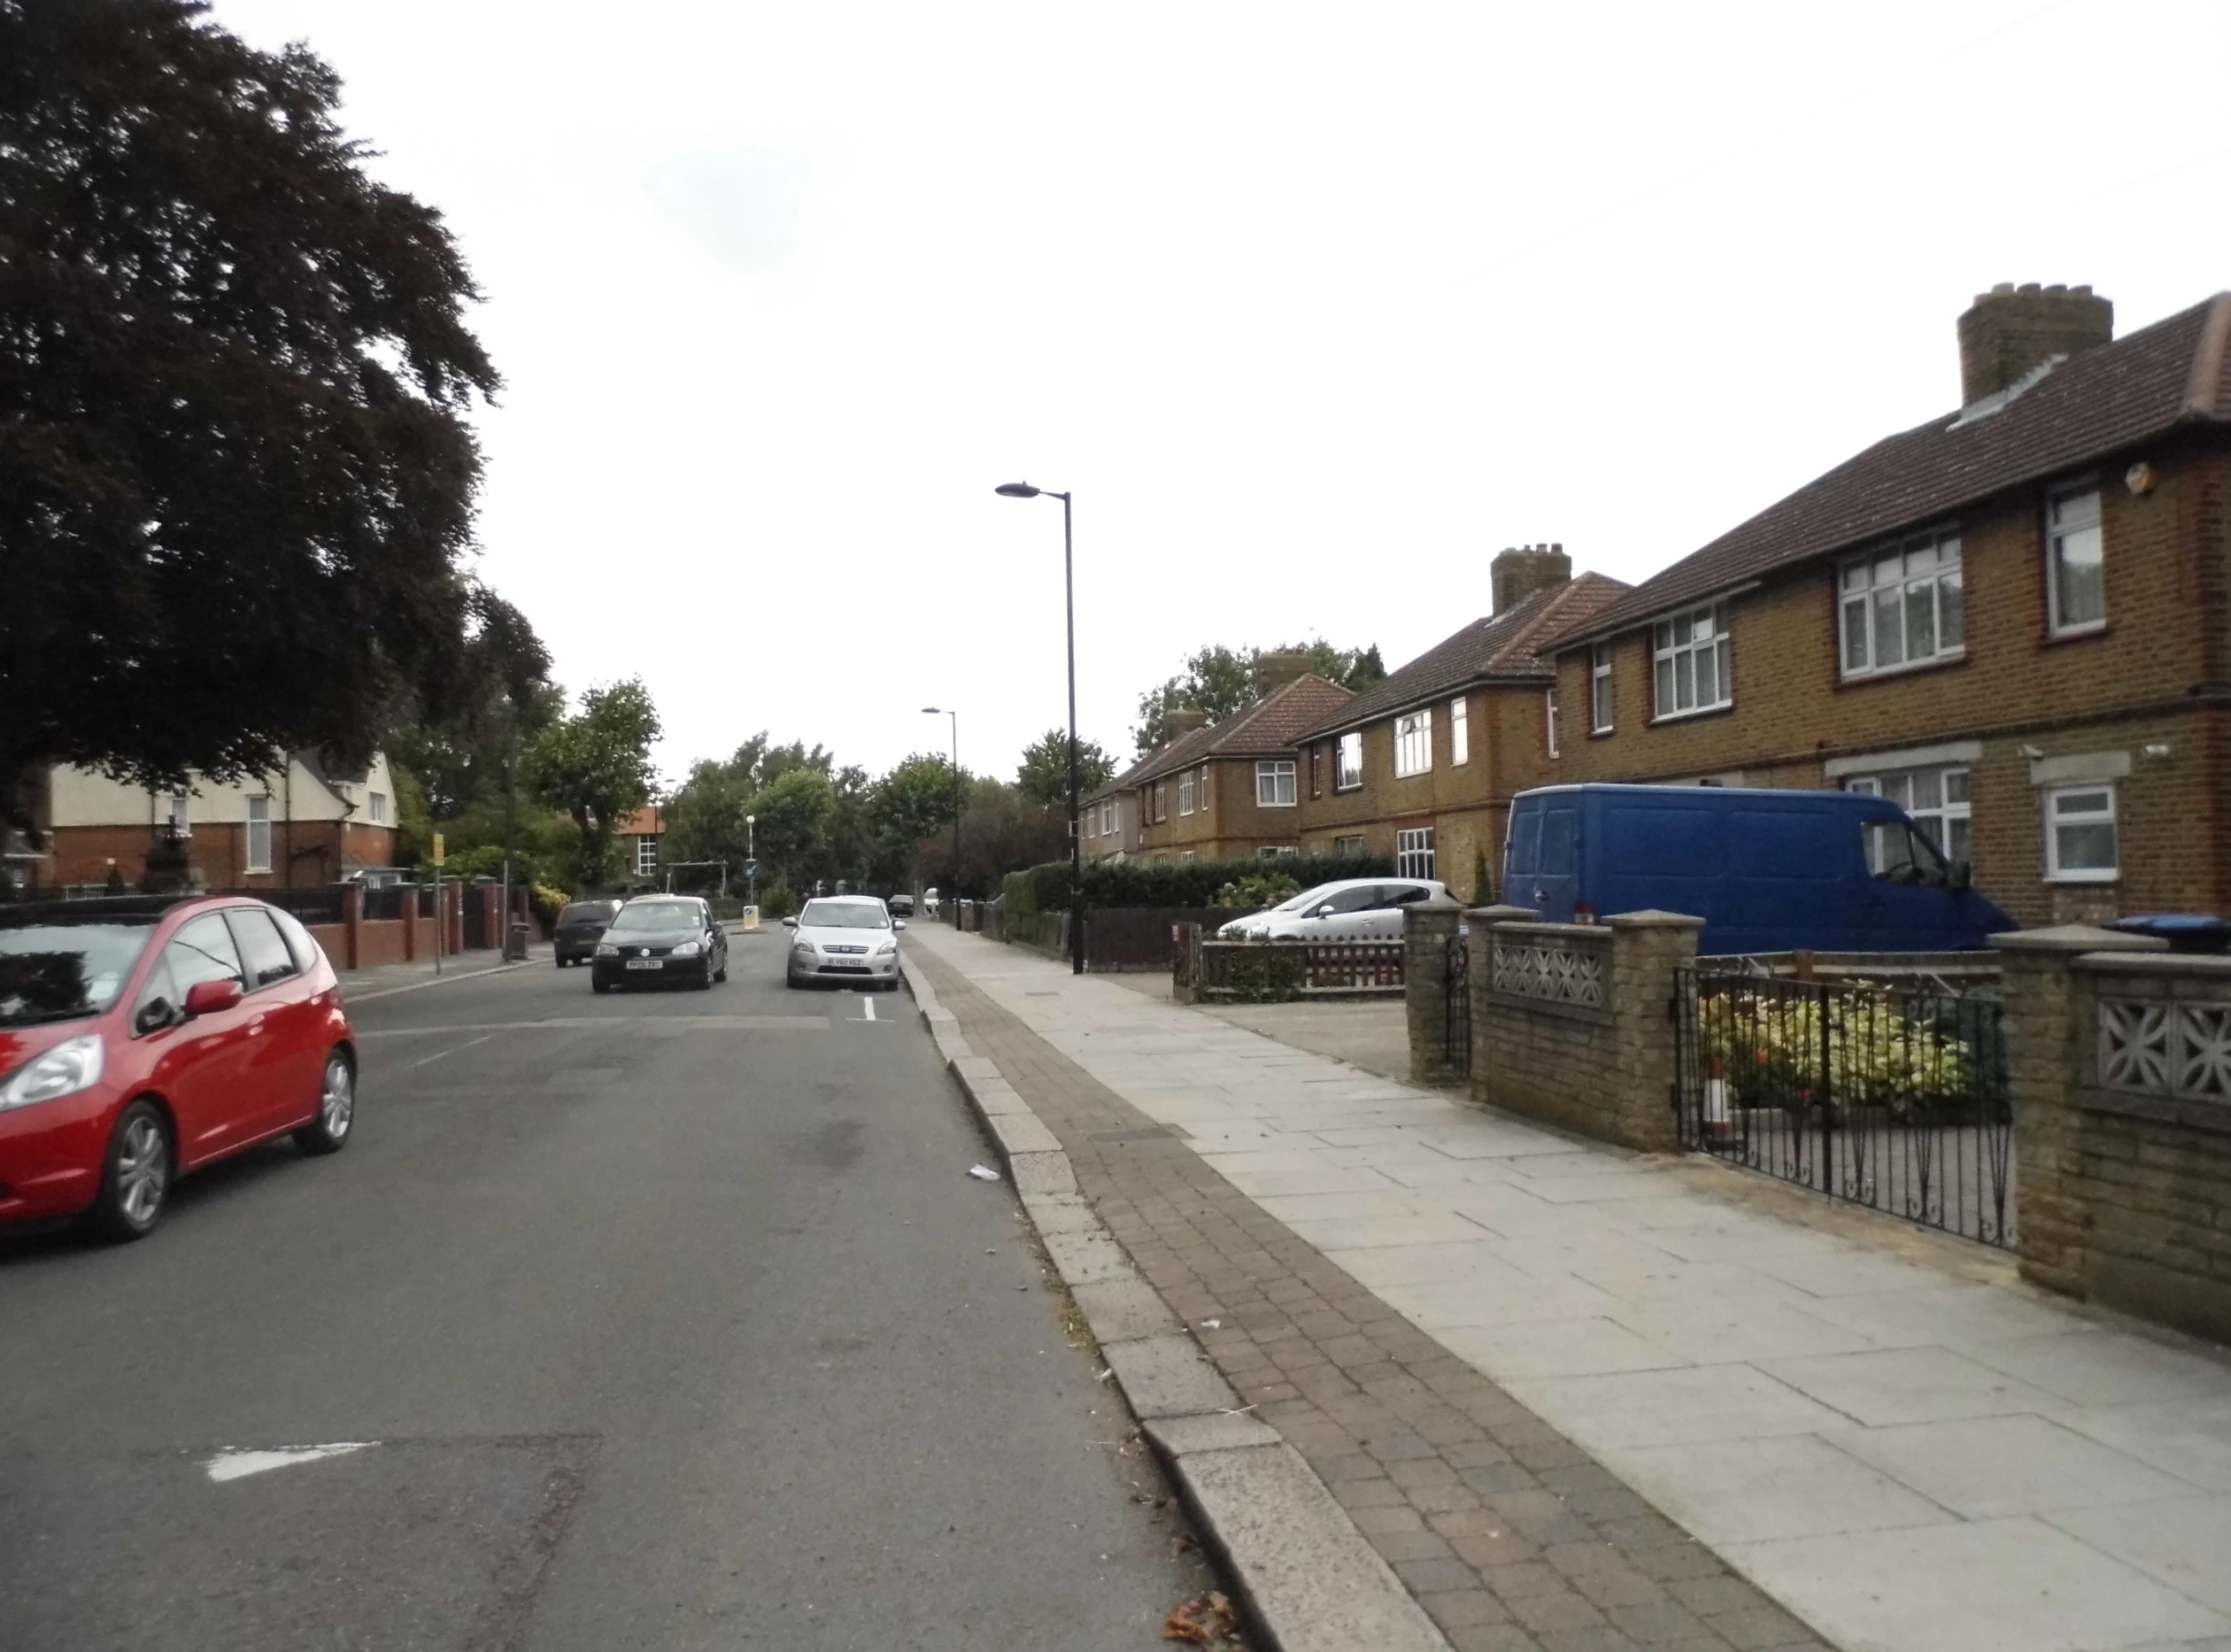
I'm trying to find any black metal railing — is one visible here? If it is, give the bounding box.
[1673,967,2015,1248]
[1445,932,1471,1078]
[362,883,406,922]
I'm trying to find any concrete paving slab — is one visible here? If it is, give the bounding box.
[1254,1189,1434,1223]
[1505,1171,1679,1204]
[1211,1162,1409,1199]
[1503,1364,1850,1452]
[1020,1193,1103,1236]
[1959,1330,2231,1409]
[1435,1316,1685,1382]
[1609,1297,1881,1366]
[1068,1277,1184,1343]
[2051,1494,2231,1613]
[1834,1413,2207,1518]
[1778,1281,2088,1350]
[1285,1212,1494,1250]
[1726,1516,2231,1652]
[1601,1433,1953,1546]
[1761,1345,2069,1427]
[1102,1337,1240,1420]
[2058,1396,2231,1494]
[1377,1273,1628,1331]
[1042,1229,1136,1289]
[985,1110,1064,1157]
[1169,1442,1449,1652]
[1325,1239,1531,1291]
[1007,1150,1077,1197]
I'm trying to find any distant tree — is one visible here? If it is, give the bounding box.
[524,680,661,890]
[750,767,835,893]
[1015,729,1117,811]
[662,754,757,884]
[0,0,499,854]
[1131,639,1384,753]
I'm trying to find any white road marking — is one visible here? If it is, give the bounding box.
[205,1442,375,1483]
[413,1034,493,1068]
[861,996,876,1022]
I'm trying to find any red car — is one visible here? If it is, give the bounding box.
[0,895,356,1242]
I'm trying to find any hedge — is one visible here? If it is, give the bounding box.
[1001,852,1397,913]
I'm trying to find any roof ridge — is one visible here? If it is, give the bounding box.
[2184,292,2231,418]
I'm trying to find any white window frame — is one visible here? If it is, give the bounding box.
[1546,687,1561,759]
[1591,643,1614,733]
[1178,770,1196,815]
[1199,765,1211,813]
[1255,760,1296,807]
[1393,709,1433,778]
[2044,783,2118,883]
[1651,603,1733,719]
[1153,783,1167,823]
[245,796,272,874]
[1396,826,1436,880]
[635,835,659,875]
[2047,484,2105,638]
[1839,527,1965,679]
[367,790,390,825]
[1336,731,1363,790]
[1333,834,1366,857]
[1451,697,1470,766]
[166,793,191,838]
[1844,766,1972,869]
[1257,845,1298,860]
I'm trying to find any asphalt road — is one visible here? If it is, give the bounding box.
[0,930,1214,1651]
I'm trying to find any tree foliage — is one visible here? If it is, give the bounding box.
[524,680,661,890]
[1014,729,1117,809]
[0,0,500,837]
[386,589,560,821]
[1132,639,1385,753]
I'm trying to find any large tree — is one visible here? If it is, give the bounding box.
[1014,729,1116,810]
[1131,639,1385,753]
[0,0,499,847]
[386,589,560,822]
[524,680,661,891]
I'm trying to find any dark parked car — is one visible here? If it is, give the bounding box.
[590,897,728,993]
[888,893,915,917]
[554,899,623,967]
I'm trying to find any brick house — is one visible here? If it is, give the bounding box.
[1538,283,2231,927]
[612,808,664,883]
[27,752,403,891]
[1090,658,1355,862]
[1291,549,1629,900]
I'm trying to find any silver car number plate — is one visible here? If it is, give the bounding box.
[625,959,663,970]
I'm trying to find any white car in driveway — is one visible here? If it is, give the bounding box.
[1217,877,1451,942]
[784,895,905,990]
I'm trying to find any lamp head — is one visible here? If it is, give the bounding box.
[921,706,942,714]
[994,481,1041,499]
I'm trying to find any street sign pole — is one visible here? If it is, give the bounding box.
[431,832,446,976]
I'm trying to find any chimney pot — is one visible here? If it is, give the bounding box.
[1252,649,1315,696]
[1956,283,2113,406]
[1489,542,1573,614]
[1164,707,1208,738]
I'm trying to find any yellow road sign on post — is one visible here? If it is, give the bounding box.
[432,831,446,866]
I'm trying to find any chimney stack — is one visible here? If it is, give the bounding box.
[1253,649,1315,696]
[1957,283,2113,406]
[1490,543,1572,614]
[1163,706,1208,739]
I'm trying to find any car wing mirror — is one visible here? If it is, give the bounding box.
[184,979,243,1018]
[782,916,798,928]
[893,919,907,931]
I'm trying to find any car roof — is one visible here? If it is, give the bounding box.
[803,894,886,906]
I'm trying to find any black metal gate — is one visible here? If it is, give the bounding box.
[1445,933,1471,1079]
[460,886,486,950]
[1672,967,2015,1248]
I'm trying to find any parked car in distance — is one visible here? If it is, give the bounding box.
[888,892,916,918]
[784,895,905,990]
[1501,783,2018,954]
[0,895,356,1243]
[554,899,623,967]
[1218,877,1452,941]
[590,896,728,992]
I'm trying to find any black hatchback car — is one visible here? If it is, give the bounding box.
[554,899,623,967]
[589,896,728,992]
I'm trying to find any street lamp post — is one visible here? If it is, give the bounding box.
[745,813,756,910]
[921,706,960,914]
[995,481,1084,975]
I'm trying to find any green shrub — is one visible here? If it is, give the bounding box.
[757,884,797,921]
[1215,871,1300,911]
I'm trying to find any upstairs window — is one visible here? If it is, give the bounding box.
[1153,783,1167,823]
[368,790,390,825]
[1451,697,1470,766]
[2048,486,2104,635]
[1591,643,1614,733]
[246,797,272,874]
[167,793,192,838]
[1337,732,1363,790]
[1653,604,1731,717]
[1394,709,1433,777]
[636,836,658,874]
[1840,528,1965,677]
[1255,760,1296,807]
[1199,765,1211,813]
[1178,771,1195,815]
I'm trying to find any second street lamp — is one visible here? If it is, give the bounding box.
[921,706,959,914]
[994,481,1084,975]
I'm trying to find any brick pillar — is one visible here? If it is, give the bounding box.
[1601,910,1704,1154]
[402,887,419,961]
[1464,905,1539,1103]
[1404,897,1464,1085]
[342,881,364,972]
[445,882,464,955]
[1991,924,2164,1300]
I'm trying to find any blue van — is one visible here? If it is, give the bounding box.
[1501,784,2016,955]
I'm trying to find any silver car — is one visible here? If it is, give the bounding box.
[784,895,905,989]
[1218,877,1451,942]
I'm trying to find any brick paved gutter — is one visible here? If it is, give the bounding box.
[903,947,1830,1652]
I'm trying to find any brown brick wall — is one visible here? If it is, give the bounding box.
[39,821,399,889]
[1545,439,2231,926]
[1136,757,1301,859]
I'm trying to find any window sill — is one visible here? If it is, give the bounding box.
[2044,622,2110,646]
[1589,726,1615,739]
[1393,769,1433,781]
[1255,801,1298,809]
[1335,782,1363,793]
[2045,871,2120,885]
[1647,702,1734,727]
[1838,651,1967,687]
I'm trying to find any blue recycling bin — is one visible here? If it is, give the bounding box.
[2111,914,2231,954]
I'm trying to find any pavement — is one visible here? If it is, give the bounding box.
[0,928,1219,1651]
[907,920,2231,1652]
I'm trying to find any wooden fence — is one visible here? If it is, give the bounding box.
[1176,930,1406,1002]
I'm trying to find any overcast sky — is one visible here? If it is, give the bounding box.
[213,0,2230,793]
